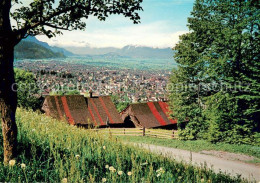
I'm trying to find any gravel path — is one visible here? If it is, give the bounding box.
[135,143,260,182]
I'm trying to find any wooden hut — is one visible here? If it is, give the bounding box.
[42,95,91,127]
[120,101,177,129]
[85,95,124,127]
[42,95,124,127]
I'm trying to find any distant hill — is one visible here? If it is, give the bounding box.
[64,45,173,59]
[24,36,75,57]
[14,41,65,59]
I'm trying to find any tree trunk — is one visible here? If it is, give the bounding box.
[0,0,18,164]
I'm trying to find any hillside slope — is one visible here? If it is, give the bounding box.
[0,108,244,182]
[14,41,65,59]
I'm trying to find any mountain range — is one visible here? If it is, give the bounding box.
[64,45,173,59]
[15,36,174,59]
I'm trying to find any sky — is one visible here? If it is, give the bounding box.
[15,0,195,48]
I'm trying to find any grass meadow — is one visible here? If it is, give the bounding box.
[0,108,247,182]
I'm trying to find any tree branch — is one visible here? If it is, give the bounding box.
[14,1,91,43]
[44,23,70,31]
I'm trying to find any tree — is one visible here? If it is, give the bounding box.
[170,0,259,143]
[0,0,143,163]
[14,69,42,110]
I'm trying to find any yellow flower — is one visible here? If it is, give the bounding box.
[118,171,123,175]
[105,165,109,169]
[102,178,107,182]
[9,160,16,166]
[21,163,26,169]
[103,146,106,150]
[127,172,132,176]
[61,178,68,183]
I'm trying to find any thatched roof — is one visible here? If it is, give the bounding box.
[120,101,177,128]
[42,95,91,125]
[85,96,123,126]
[42,95,123,127]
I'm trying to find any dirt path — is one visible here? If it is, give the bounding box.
[135,143,260,182]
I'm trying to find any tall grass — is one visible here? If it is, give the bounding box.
[0,108,247,182]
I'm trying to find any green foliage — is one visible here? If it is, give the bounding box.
[11,0,143,39]
[14,41,65,59]
[111,94,130,112]
[170,0,260,144]
[0,109,246,182]
[14,68,42,110]
[49,90,80,96]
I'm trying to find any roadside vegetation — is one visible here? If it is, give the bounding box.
[0,108,246,182]
[118,136,260,159]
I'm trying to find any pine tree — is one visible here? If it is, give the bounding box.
[170,0,260,144]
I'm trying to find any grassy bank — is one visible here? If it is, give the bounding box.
[0,108,247,182]
[118,136,260,159]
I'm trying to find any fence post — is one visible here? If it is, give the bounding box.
[109,128,112,137]
[143,127,145,136]
[124,128,125,134]
[172,130,174,139]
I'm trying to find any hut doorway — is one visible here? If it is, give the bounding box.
[123,116,136,128]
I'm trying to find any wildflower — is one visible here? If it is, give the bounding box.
[156,173,161,177]
[75,154,80,159]
[109,166,114,171]
[105,165,109,169]
[109,166,116,172]
[127,172,132,176]
[9,160,16,166]
[61,178,68,183]
[21,163,26,169]
[118,171,123,175]
[103,146,106,150]
[102,178,107,182]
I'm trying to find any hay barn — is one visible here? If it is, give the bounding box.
[42,95,124,127]
[85,95,124,127]
[120,101,177,129]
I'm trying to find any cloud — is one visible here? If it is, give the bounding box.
[36,21,188,48]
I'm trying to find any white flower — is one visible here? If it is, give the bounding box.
[103,146,106,150]
[61,178,68,183]
[157,173,161,177]
[102,178,107,182]
[118,171,123,175]
[75,154,80,159]
[21,163,26,169]
[105,165,109,169]
[109,166,116,172]
[127,172,132,176]
[9,160,16,166]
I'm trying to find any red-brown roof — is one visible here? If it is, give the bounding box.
[85,96,123,126]
[42,95,123,127]
[121,101,177,128]
[42,95,91,125]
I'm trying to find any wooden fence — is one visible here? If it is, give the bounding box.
[89,128,178,139]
